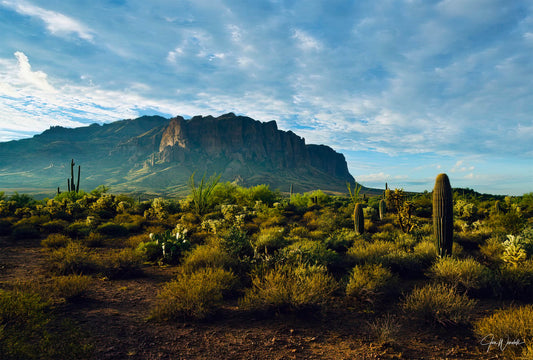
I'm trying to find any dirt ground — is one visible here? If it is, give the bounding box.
[0,237,509,359]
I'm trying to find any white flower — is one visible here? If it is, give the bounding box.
[149,233,154,240]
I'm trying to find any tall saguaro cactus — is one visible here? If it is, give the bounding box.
[433,173,453,257]
[66,159,81,193]
[354,203,364,235]
[347,182,363,234]
[378,199,386,221]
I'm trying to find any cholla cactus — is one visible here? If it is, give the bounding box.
[502,235,526,267]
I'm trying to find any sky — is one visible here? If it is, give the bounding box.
[0,0,532,195]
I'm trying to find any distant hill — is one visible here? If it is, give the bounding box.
[0,113,363,196]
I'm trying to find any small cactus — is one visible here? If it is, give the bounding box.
[378,199,386,221]
[433,173,453,257]
[354,203,364,235]
[494,200,502,214]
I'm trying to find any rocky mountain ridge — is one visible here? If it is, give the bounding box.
[0,113,356,196]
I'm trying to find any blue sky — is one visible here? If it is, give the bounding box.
[0,0,532,195]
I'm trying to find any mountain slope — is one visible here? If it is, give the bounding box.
[0,113,357,196]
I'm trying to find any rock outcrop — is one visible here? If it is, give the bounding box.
[158,113,353,183]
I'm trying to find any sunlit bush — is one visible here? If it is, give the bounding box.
[50,274,92,301]
[48,242,97,275]
[151,267,236,320]
[240,264,337,312]
[41,233,71,249]
[346,263,397,303]
[402,283,477,326]
[474,305,533,358]
[427,257,492,294]
[253,226,288,253]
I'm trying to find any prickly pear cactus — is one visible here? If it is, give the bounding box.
[433,173,453,257]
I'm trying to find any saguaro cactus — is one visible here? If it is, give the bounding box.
[65,159,81,193]
[354,203,364,235]
[433,173,453,257]
[378,199,386,221]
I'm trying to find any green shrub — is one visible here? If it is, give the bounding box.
[182,244,233,273]
[41,219,69,234]
[11,224,40,239]
[83,231,105,247]
[48,242,97,275]
[65,221,91,238]
[479,237,505,267]
[281,240,339,267]
[151,267,236,320]
[254,226,287,253]
[427,257,492,294]
[347,240,398,265]
[41,233,71,249]
[0,289,92,359]
[96,222,129,237]
[50,275,92,301]
[324,229,357,253]
[240,264,337,312]
[402,283,477,326]
[136,239,161,262]
[474,305,533,358]
[494,260,533,299]
[346,263,397,302]
[100,248,143,279]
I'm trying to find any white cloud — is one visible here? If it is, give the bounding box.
[14,52,55,92]
[1,0,95,41]
[292,29,323,51]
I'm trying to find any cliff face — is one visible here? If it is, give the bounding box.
[158,113,353,183]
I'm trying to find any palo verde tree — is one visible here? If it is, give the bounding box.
[385,188,415,233]
[189,172,222,216]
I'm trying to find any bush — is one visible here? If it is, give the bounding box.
[96,222,129,237]
[0,289,92,359]
[48,242,97,275]
[41,219,69,234]
[65,221,91,239]
[136,240,161,262]
[346,263,397,303]
[494,261,533,299]
[240,264,337,312]
[151,267,236,320]
[479,237,505,267]
[10,224,40,239]
[41,233,71,249]
[100,248,143,279]
[427,257,492,294]
[50,275,92,301]
[281,240,339,267]
[254,226,287,253]
[474,305,533,358]
[181,244,233,273]
[83,232,105,247]
[324,229,357,253]
[367,313,401,345]
[402,283,477,326]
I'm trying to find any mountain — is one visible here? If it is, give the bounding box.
[0,113,358,196]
